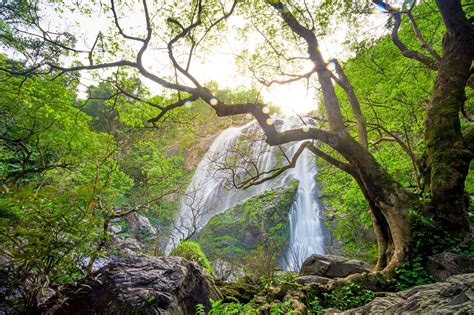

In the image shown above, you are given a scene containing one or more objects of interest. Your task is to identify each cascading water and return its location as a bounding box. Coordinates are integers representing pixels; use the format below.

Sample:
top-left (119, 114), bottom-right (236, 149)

top-left (282, 148), bottom-right (325, 271)
top-left (166, 118), bottom-right (325, 271)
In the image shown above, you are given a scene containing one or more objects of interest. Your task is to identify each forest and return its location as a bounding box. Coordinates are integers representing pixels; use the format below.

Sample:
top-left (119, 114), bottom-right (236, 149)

top-left (0, 0), bottom-right (473, 314)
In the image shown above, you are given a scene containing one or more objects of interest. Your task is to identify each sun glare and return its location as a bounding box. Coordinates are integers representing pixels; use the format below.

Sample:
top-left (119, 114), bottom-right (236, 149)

top-left (52, 1), bottom-right (386, 117)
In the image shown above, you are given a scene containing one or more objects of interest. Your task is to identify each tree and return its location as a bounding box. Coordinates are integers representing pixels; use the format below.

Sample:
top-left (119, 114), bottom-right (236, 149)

top-left (0, 0), bottom-right (472, 273)
top-left (0, 56), bottom-right (185, 307)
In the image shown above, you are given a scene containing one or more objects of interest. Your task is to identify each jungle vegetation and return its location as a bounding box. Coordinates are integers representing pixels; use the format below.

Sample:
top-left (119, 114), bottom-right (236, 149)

top-left (0, 0), bottom-right (472, 312)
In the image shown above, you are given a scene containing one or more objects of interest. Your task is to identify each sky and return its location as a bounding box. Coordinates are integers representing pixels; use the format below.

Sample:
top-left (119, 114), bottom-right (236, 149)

top-left (40, 0), bottom-right (391, 115)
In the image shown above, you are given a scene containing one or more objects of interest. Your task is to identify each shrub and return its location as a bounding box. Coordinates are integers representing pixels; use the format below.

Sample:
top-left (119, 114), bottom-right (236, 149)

top-left (199, 297), bottom-right (297, 315)
top-left (169, 241), bottom-right (213, 274)
top-left (393, 257), bottom-right (432, 291)
top-left (323, 282), bottom-right (374, 310)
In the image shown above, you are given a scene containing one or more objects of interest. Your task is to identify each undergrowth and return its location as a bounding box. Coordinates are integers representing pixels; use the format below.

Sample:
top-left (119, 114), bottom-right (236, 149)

top-left (392, 209), bottom-right (473, 291)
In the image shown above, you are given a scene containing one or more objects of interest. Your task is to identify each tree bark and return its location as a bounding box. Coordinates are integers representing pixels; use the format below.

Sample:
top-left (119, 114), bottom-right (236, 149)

top-left (336, 135), bottom-right (416, 272)
top-left (423, 0), bottom-right (473, 236)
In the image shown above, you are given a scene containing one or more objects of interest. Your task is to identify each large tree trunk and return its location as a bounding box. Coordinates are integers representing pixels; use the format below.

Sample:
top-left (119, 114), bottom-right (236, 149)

top-left (423, 1), bottom-right (473, 236)
top-left (336, 135), bottom-right (417, 272)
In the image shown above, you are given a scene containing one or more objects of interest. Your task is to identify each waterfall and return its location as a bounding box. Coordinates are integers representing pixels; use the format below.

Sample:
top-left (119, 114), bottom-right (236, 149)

top-left (281, 148), bottom-right (325, 271)
top-left (166, 118), bottom-right (325, 271)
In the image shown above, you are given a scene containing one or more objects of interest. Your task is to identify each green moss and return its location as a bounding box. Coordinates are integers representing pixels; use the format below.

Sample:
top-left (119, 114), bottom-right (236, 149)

top-left (193, 180), bottom-right (299, 263)
top-left (112, 220), bottom-right (128, 233)
top-left (214, 279), bottom-right (258, 303)
top-left (169, 241), bottom-right (214, 274)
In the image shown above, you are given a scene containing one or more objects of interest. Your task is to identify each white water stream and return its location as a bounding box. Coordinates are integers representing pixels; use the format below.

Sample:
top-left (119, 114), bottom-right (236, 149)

top-left (166, 118), bottom-right (325, 271)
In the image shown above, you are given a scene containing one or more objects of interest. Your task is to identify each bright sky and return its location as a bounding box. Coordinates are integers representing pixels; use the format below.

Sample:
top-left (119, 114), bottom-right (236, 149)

top-left (40, 1), bottom-right (390, 115)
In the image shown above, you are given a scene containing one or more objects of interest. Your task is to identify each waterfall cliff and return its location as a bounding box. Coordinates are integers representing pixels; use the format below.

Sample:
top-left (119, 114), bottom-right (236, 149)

top-left (167, 118), bottom-right (326, 271)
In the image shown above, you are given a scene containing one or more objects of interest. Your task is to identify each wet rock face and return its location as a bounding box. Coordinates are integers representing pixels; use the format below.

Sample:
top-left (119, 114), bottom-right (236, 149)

top-left (425, 252), bottom-right (474, 281)
top-left (299, 254), bottom-right (372, 278)
top-left (42, 255), bottom-right (221, 314)
top-left (341, 273), bottom-right (474, 314)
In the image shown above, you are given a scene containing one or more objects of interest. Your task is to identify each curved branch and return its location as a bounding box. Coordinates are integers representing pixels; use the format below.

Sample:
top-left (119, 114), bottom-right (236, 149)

top-left (330, 59), bottom-right (368, 148)
top-left (390, 12), bottom-right (438, 69)
top-left (255, 67), bottom-right (316, 87)
top-left (112, 82), bottom-right (164, 110)
top-left (406, 12), bottom-right (442, 61)
top-left (137, 0), bottom-right (153, 63)
top-left (148, 95), bottom-right (199, 124)
top-left (110, 0), bottom-right (145, 42)
top-left (268, 1), bottom-right (346, 132)
top-left (306, 143), bottom-right (355, 176)
top-left (368, 122), bottom-right (420, 187)
top-left (235, 141), bottom-right (312, 189)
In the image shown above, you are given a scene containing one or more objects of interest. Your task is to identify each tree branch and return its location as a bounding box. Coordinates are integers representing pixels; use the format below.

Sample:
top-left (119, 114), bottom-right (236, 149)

top-left (306, 142), bottom-right (355, 176)
top-left (390, 12), bottom-right (438, 70)
top-left (268, 1), bottom-right (346, 132)
top-left (110, 0), bottom-right (146, 42)
top-left (329, 59), bottom-right (368, 148)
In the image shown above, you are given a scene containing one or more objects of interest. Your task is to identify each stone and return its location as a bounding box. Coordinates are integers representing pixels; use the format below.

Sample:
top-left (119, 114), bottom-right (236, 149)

top-left (41, 255), bottom-right (222, 314)
top-left (425, 252), bottom-right (474, 281)
top-left (294, 275), bottom-right (331, 285)
top-left (341, 273), bottom-right (474, 314)
top-left (299, 254), bottom-right (372, 278)
top-left (126, 213), bottom-right (157, 241)
top-left (214, 279), bottom-right (258, 303)
top-left (108, 224), bottom-right (122, 234)
top-left (115, 237), bottom-right (143, 252)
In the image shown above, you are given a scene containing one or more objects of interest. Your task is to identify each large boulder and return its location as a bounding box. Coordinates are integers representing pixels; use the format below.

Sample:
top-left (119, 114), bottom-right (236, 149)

top-left (300, 254), bottom-right (372, 278)
top-left (126, 213), bottom-right (158, 241)
top-left (425, 252), bottom-right (474, 281)
top-left (341, 273), bottom-right (474, 314)
top-left (41, 255), bottom-right (221, 314)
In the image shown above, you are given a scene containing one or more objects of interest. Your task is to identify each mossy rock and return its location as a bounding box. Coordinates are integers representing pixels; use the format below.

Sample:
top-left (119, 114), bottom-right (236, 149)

top-left (193, 180), bottom-right (299, 263)
top-left (169, 241), bottom-right (213, 274)
top-left (214, 279), bottom-right (259, 303)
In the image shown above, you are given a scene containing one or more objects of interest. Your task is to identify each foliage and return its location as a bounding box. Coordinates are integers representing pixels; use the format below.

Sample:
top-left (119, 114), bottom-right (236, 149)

top-left (322, 283), bottom-right (374, 311)
top-left (0, 58), bottom-right (202, 308)
top-left (200, 297), bottom-right (297, 315)
top-left (202, 280), bottom-right (374, 314)
top-left (0, 0), bottom-right (473, 312)
top-left (318, 161), bottom-right (377, 262)
top-left (261, 272), bottom-right (299, 288)
top-left (195, 303), bottom-right (206, 315)
top-left (393, 257), bottom-right (432, 291)
top-left (308, 298), bottom-right (323, 315)
top-left (0, 61), bottom-right (126, 308)
top-left (169, 241), bottom-right (214, 274)
top-left (409, 210), bottom-right (463, 258)
top-left (317, 1), bottom-right (449, 264)
top-left (392, 209), bottom-right (473, 291)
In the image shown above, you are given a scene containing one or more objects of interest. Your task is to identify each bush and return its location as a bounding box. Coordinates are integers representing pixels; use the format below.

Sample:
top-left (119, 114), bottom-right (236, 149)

top-left (322, 282), bottom-right (374, 310)
top-left (393, 257), bottom-right (432, 291)
top-left (390, 209), bottom-right (473, 291)
top-left (169, 241), bottom-right (213, 274)
top-left (198, 297), bottom-right (296, 315)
